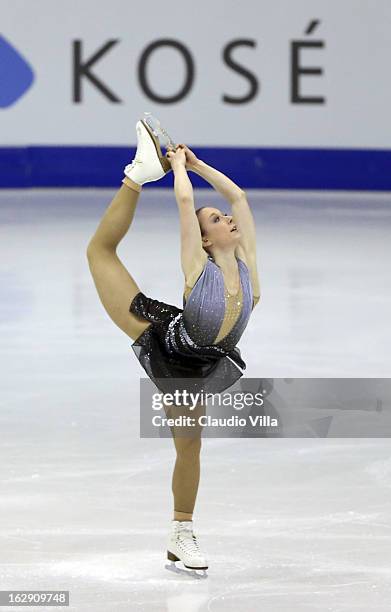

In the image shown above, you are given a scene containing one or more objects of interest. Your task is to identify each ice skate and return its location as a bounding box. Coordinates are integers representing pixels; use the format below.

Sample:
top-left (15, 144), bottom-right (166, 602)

top-left (141, 111), bottom-right (177, 151)
top-left (165, 520), bottom-right (208, 579)
top-left (124, 117), bottom-right (171, 186)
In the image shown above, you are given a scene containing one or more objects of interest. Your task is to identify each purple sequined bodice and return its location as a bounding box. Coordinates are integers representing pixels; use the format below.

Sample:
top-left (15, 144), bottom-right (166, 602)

top-left (182, 256), bottom-right (253, 351)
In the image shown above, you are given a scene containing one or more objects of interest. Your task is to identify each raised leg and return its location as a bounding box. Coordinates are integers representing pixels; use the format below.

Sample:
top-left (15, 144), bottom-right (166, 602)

top-left (86, 179), bottom-right (151, 341)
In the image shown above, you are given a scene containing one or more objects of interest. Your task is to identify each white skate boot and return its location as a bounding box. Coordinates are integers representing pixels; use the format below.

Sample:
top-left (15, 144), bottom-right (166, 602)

top-left (124, 118), bottom-right (171, 187)
top-left (165, 520), bottom-right (208, 579)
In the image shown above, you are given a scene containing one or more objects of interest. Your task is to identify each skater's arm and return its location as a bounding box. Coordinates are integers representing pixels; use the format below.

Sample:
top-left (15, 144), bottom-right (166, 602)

top-left (178, 145), bottom-right (257, 255)
top-left (230, 191), bottom-right (257, 259)
top-left (176, 144), bottom-right (243, 203)
top-left (173, 164), bottom-right (194, 205)
top-left (168, 150), bottom-right (208, 285)
top-left (232, 193), bottom-right (261, 306)
top-left (189, 159), bottom-right (244, 205)
top-left (173, 146), bottom-right (260, 305)
top-left (190, 152), bottom-right (260, 306)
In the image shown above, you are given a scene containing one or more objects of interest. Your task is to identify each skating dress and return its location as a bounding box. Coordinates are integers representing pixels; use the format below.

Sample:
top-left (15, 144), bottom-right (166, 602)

top-left (129, 255), bottom-right (254, 394)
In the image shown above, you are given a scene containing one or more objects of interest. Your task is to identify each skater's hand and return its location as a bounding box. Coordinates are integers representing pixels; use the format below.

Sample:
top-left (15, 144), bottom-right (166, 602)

top-left (166, 147), bottom-right (187, 170)
top-left (176, 144), bottom-right (199, 169)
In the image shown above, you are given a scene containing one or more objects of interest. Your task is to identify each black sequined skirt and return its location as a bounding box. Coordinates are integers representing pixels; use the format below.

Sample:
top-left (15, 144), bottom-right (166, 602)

top-left (129, 292), bottom-right (246, 395)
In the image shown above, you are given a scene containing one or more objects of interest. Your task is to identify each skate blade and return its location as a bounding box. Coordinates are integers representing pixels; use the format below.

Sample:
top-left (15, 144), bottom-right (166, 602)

top-left (142, 112), bottom-right (176, 150)
top-left (165, 561), bottom-right (208, 580)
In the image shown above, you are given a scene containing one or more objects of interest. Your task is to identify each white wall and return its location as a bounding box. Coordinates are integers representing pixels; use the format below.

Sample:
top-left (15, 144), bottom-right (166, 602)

top-left (1, 0), bottom-right (390, 148)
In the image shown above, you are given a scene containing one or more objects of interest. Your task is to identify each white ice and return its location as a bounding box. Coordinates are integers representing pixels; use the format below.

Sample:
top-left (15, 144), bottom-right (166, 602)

top-left (0, 188), bottom-right (391, 611)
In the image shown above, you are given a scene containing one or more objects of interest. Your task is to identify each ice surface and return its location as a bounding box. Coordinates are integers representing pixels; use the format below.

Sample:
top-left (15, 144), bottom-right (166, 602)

top-left (1, 188), bottom-right (390, 610)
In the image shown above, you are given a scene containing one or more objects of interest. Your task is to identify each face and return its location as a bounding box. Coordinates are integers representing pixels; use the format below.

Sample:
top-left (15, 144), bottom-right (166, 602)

top-left (197, 207), bottom-right (240, 250)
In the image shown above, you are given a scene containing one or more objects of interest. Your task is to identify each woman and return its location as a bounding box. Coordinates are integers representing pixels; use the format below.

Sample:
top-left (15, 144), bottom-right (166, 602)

top-left (86, 118), bottom-right (260, 576)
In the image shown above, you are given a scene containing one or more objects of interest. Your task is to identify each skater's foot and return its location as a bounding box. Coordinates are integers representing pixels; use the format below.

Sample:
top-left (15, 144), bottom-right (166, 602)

top-left (165, 520), bottom-right (208, 578)
top-left (124, 120), bottom-right (171, 187)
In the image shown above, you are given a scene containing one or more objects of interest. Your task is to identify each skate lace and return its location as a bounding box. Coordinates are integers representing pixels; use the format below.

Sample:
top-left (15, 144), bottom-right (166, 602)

top-left (177, 527), bottom-right (201, 554)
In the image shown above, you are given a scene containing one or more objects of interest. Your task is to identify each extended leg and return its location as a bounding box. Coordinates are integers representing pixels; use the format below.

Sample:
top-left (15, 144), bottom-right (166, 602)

top-left (86, 179), bottom-right (151, 341)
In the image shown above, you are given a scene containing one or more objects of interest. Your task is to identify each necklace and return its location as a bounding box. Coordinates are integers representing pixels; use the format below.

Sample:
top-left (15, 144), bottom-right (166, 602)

top-left (208, 256), bottom-right (241, 300)
top-left (224, 273), bottom-right (241, 298)
top-left (225, 283), bottom-right (242, 306)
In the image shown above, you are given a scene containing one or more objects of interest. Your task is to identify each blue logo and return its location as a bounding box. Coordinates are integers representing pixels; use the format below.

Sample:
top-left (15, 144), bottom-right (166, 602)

top-left (0, 35), bottom-right (35, 108)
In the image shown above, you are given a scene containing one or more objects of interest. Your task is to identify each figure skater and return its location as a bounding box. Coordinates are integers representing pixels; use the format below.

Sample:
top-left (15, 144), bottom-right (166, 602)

top-left (86, 116), bottom-right (260, 577)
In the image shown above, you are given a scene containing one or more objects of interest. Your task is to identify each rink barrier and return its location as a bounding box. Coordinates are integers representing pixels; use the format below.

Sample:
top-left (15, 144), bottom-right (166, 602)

top-left (0, 146), bottom-right (390, 190)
